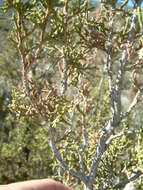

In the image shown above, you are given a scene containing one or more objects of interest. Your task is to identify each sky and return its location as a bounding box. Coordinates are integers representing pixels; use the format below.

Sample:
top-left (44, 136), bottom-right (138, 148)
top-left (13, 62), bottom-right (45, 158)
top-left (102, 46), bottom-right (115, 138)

top-left (90, 0), bottom-right (143, 8)
top-left (123, 0), bottom-right (143, 7)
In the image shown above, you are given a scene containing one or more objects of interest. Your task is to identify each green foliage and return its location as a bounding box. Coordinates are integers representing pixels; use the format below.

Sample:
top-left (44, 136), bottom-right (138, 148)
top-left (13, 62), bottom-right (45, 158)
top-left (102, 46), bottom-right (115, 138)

top-left (1, 0), bottom-right (143, 189)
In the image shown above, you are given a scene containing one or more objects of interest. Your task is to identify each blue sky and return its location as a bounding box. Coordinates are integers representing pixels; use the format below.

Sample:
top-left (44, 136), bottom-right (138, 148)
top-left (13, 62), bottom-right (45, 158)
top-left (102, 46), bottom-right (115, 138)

top-left (90, 0), bottom-right (143, 8)
top-left (124, 0), bottom-right (143, 7)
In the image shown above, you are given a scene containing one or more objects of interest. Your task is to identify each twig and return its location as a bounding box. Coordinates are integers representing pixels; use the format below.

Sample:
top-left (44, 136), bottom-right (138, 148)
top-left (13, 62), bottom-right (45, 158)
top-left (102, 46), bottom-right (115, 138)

top-left (61, 55), bottom-right (68, 95)
top-left (120, 0), bottom-right (129, 9)
top-left (25, 11), bottom-right (50, 73)
top-left (49, 126), bottom-right (88, 184)
top-left (106, 129), bottom-right (135, 146)
top-left (88, 7), bottom-right (115, 188)
top-left (121, 86), bottom-right (143, 119)
top-left (87, 2), bottom-right (142, 188)
top-left (113, 170), bottom-right (142, 189)
top-left (78, 113), bottom-right (88, 174)
top-left (61, 0), bottom-right (69, 95)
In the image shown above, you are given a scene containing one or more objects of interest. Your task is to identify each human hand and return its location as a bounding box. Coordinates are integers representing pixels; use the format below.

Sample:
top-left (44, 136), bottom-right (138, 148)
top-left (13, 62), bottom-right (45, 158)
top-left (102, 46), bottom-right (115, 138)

top-left (0, 179), bottom-right (73, 190)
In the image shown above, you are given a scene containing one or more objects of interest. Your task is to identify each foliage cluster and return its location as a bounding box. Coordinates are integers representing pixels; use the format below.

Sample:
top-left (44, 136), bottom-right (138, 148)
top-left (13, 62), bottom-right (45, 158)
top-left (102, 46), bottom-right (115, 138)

top-left (0, 0), bottom-right (143, 189)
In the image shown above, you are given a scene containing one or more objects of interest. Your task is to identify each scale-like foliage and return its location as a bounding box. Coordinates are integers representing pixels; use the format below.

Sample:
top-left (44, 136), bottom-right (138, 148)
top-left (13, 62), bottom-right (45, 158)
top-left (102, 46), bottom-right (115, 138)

top-left (1, 0), bottom-right (143, 189)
